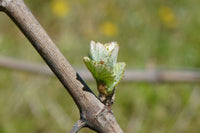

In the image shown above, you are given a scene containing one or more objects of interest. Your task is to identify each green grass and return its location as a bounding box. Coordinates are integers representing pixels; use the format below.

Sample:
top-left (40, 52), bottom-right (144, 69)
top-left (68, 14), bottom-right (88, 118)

top-left (0, 0), bottom-right (200, 133)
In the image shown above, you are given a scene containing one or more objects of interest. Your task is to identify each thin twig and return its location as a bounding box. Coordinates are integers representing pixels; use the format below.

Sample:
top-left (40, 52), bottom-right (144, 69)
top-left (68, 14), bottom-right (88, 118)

top-left (70, 119), bottom-right (87, 133)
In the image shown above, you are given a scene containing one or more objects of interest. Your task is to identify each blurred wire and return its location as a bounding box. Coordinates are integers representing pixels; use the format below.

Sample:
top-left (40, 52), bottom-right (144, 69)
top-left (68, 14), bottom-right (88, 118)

top-left (0, 56), bottom-right (200, 82)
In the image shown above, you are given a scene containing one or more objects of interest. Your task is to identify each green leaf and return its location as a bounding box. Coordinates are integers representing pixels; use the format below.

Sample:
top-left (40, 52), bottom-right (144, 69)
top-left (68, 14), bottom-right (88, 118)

top-left (83, 57), bottom-right (115, 86)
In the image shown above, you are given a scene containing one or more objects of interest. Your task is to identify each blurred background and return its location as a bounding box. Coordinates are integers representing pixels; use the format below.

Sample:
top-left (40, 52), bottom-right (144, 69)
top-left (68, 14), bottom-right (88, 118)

top-left (0, 0), bottom-right (200, 133)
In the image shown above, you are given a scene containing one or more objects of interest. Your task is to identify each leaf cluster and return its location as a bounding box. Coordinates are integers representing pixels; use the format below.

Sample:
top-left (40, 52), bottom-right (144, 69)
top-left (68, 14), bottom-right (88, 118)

top-left (83, 41), bottom-right (125, 95)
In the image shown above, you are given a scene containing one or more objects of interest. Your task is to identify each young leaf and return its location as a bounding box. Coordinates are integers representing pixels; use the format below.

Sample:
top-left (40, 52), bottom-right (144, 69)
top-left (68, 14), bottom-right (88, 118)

top-left (83, 57), bottom-right (115, 89)
top-left (90, 41), bottom-right (109, 63)
top-left (106, 42), bottom-right (119, 68)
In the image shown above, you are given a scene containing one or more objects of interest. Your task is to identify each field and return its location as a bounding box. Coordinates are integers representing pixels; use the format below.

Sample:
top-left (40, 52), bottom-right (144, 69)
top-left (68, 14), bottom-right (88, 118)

top-left (0, 0), bottom-right (200, 132)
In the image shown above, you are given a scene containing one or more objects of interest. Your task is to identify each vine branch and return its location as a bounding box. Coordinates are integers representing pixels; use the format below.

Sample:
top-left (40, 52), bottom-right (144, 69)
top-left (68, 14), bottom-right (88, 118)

top-left (0, 0), bottom-right (123, 132)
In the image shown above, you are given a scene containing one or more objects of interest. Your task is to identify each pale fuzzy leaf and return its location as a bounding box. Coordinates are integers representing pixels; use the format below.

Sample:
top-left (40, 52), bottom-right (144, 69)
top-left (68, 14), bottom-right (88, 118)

top-left (105, 42), bottom-right (116, 53)
top-left (113, 62), bottom-right (126, 84)
top-left (90, 41), bottom-right (109, 63)
top-left (106, 42), bottom-right (119, 68)
top-left (106, 62), bottom-right (126, 93)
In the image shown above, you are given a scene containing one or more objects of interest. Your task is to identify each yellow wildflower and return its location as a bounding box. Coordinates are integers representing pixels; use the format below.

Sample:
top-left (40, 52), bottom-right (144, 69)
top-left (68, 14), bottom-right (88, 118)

top-left (51, 0), bottom-right (70, 18)
top-left (100, 21), bottom-right (119, 37)
top-left (158, 6), bottom-right (177, 29)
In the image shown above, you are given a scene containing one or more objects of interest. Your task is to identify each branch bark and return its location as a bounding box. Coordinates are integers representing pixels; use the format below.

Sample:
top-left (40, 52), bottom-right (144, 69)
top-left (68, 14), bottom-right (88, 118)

top-left (0, 0), bottom-right (124, 132)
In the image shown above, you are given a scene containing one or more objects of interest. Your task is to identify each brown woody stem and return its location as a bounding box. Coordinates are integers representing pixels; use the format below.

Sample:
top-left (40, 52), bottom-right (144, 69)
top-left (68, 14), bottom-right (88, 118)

top-left (0, 0), bottom-right (124, 132)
